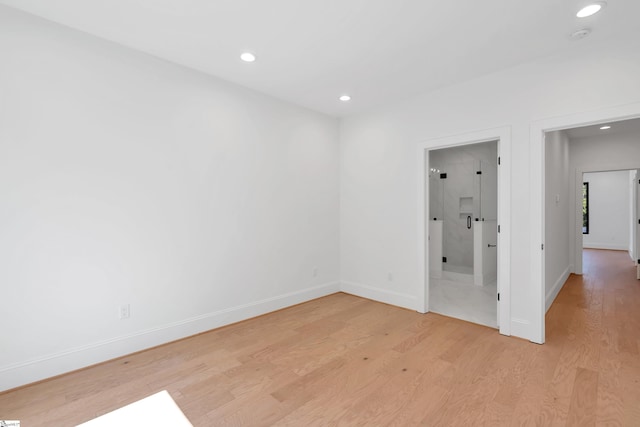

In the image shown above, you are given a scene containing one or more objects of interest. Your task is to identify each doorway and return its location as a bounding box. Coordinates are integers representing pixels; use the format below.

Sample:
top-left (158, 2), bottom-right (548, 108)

top-left (531, 105), bottom-right (640, 344)
top-left (581, 170), bottom-right (637, 252)
top-left (418, 126), bottom-right (511, 336)
top-left (428, 141), bottom-right (498, 327)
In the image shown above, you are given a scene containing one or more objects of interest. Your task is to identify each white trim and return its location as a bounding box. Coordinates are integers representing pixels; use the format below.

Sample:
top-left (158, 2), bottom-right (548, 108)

top-left (340, 281), bottom-right (417, 311)
top-left (546, 265), bottom-right (571, 312)
top-left (583, 243), bottom-right (629, 250)
top-left (0, 281), bottom-right (340, 392)
top-left (530, 102), bottom-right (640, 345)
top-left (417, 145), bottom-right (429, 313)
top-left (574, 170), bottom-right (584, 275)
top-left (417, 126), bottom-right (511, 336)
top-left (510, 318), bottom-right (531, 340)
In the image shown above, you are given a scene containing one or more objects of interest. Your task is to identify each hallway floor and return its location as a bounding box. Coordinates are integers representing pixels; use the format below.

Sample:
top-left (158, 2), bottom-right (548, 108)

top-left (543, 248), bottom-right (640, 425)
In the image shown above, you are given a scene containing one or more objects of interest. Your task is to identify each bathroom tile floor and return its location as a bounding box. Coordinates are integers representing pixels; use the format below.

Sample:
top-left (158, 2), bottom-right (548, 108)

top-left (429, 277), bottom-right (497, 328)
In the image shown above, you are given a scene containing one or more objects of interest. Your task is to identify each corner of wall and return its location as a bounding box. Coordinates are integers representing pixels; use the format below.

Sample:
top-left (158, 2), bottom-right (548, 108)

top-left (0, 281), bottom-right (341, 392)
top-left (339, 281), bottom-right (418, 312)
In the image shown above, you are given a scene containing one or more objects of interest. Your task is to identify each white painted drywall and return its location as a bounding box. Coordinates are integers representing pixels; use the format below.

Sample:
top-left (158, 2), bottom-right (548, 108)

top-left (568, 131), bottom-right (640, 170)
top-left (582, 171), bottom-right (630, 250)
top-left (340, 36), bottom-right (640, 340)
top-left (0, 6), bottom-right (339, 391)
top-left (544, 131), bottom-right (571, 311)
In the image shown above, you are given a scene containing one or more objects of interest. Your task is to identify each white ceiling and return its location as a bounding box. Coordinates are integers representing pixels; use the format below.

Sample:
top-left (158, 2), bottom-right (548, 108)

top-left (2, 0), bottom-right (639, 117)
top-left (565, 117), bottom-right (640, 139)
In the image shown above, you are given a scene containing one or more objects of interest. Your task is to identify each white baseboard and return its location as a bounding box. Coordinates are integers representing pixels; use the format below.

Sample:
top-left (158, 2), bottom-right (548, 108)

top-left (583, 243), bottom-right (627, 250)
top-left (0, 281), bottom-right (340, 392)
top-left (340, 281), bottom-right (417, 311)
top-left (545, 265), bottom-right (571, 312)
top-left (510, 318), bottom-right (533, 342)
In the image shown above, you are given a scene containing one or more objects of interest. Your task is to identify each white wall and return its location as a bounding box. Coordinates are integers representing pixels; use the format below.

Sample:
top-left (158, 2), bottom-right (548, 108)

top-left (4, 4), bottom-right (640, 392)
top-left (582, 171), bottom-right (630, 250)
top-left (544, 131), bottom-right (571, 310)
top-left (0, 6), bottom-right (339, 391)
top-left (340, 36), bottom-right (640, 340)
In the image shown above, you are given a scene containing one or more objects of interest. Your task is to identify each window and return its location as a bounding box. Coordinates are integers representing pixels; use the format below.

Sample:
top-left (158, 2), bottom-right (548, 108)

top-left (582, 182), bottom-right (589, 234)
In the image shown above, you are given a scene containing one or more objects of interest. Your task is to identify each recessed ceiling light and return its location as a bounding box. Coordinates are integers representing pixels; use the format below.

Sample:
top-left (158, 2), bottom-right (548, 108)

top-left (600, 125), bottom-right (611, 130)
top-left (339, 95), bottom-right (351, 102)
top-left (577, 2), bottom-right (606, 18)
top-left (240, 52), bottom-right (256, 62)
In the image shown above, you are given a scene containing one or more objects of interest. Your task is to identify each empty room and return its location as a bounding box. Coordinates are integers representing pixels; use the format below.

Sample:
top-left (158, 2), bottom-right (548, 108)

top-left (1, 1), bottom-right (640, 425)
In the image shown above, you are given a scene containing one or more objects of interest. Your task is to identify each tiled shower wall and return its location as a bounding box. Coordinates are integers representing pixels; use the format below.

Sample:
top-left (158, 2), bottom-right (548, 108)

top-left (430, 141), bottom-right (498, 271)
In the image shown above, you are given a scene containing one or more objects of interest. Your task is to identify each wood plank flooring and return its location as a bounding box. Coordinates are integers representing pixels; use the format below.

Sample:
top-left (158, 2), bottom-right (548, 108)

top-left (1, 249), bottom-right (639, 426)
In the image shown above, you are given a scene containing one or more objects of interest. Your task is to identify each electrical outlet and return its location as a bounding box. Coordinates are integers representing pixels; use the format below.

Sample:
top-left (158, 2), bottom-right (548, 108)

top-left (388, 272), bottom-right (393, 281)
top-left (119, 304), bottom-right (130, 320)
top-left (312, 267), bottom-right (318, 277)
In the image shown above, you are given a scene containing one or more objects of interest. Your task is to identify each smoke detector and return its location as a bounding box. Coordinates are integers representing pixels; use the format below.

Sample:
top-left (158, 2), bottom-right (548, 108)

top-left (570, 28), bottom-right (591, 40)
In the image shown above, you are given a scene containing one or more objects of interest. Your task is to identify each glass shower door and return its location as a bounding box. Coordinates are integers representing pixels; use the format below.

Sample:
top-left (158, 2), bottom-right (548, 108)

top-left (442, 160), bottom-right (478, 275)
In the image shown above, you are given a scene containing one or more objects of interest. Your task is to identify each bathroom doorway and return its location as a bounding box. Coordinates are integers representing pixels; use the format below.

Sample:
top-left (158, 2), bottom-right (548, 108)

top-left (428, 140), bottom-right (499, 328)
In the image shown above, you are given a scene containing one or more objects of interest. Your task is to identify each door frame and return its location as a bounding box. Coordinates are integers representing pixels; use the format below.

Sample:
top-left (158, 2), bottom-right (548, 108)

top-left (417, 126), bottom-right (511, 336)
top-left (530, 102), bottom-right (640, 344)
top-left (637, 170), bottom-right (640, 265)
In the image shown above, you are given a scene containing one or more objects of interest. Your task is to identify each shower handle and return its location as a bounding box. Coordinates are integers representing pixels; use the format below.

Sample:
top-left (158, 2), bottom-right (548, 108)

top-left (488, 244), bottom-right (497, 248)
top-left (466, 216), bottom-right (471, 229)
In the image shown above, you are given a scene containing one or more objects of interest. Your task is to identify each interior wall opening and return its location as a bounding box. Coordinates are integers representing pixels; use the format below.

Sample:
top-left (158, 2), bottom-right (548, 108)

top-left (543, 118), bottom-right (640, 329)
top-left (428, 140), bottom-right (498, 328)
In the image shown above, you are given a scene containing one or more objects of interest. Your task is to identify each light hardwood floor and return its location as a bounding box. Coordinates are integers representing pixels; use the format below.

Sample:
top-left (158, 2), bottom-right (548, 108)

top-left (1, 249), bottom-right (639, 426)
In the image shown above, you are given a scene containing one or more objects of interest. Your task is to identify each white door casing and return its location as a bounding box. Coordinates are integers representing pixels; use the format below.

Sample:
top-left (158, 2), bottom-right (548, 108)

top-left (530, 102), bottom-right (640, 344)
top-left (417, 126), bottom-right (511, 336)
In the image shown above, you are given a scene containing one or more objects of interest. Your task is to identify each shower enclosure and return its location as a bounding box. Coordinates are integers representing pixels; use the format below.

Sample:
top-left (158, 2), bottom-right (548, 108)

top-left (429, 143), bottom-right (497, 285)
